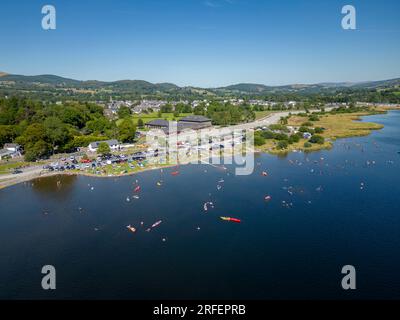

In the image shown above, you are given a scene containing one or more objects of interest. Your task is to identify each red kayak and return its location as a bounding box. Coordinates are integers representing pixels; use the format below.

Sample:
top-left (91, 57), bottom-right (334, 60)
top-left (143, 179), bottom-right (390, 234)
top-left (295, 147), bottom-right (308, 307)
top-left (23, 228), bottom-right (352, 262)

top-left (171, 171), bottom-right (179, 176)
top-left (220, 217), bottom-right (241, 223)
top-left (134, 186), bottom-right (141, 193)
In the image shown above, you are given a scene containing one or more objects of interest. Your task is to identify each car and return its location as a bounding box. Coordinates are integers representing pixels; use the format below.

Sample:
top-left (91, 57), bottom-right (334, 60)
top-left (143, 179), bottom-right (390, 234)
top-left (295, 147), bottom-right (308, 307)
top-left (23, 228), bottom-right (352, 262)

top-left (12, 168), bottom-right (23, 174)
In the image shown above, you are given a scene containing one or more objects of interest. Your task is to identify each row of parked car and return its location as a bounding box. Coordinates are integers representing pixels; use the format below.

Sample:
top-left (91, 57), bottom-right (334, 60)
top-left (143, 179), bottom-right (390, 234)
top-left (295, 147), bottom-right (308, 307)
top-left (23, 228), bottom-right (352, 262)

top-left (42, 150), bottom-right (165, 172)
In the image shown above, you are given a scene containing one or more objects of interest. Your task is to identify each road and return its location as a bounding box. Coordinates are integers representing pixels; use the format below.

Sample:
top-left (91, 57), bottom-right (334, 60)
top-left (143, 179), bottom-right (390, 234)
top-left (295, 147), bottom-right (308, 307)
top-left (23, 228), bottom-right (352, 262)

top-left (0, 165), bottom-right (46, 188)
top-left (230, 108), bottom-right (334, 131)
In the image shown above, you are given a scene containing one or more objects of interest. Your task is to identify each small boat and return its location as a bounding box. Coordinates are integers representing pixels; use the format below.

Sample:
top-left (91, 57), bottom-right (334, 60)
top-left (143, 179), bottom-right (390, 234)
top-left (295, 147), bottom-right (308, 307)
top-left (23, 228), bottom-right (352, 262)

top-left (218, 179), bottom-right (225, 183)
top-left (220, 217), bottom-right (241, 223)
top-left (171, 171), bottom-right (179, 176)
top-left (134, 185), bottom-right (141, 193)
top-left (262, 171), bottom-right (268, 176)
top-left (126, 225), bottom-right (136, 233)
top-left (126, 197), bottom-right (130, 202)
top-left (264, 195), bottom-right (272, 201)
top-left (133, 195), bottom-right (140, 199)
top-left (157, 181), bottom-right (162, 186)
top-left (217, 185), bottom-right (222, 190)
top-left (151, 220), bottom-right (162, 228)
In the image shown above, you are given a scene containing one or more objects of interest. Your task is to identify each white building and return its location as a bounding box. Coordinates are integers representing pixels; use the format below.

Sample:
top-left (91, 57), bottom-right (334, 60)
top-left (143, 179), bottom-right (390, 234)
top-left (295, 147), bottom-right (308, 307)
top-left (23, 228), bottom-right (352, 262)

top-left (0, 144), bottom-right (22, 160)
top-left (88, 140), bottom-right (120, 152)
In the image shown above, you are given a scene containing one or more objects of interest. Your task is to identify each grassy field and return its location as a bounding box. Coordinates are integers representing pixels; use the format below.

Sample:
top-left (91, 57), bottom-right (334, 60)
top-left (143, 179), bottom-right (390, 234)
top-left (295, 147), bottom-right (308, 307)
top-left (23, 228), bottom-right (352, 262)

top-left (287, 111), bottom-right (384, 139)
top-left (254, 111), bottom-right (274, 120)
top-left (72, 159), bottom-right (173, 177)
top-left (116, 112), bottom-right (193, 126)
top-left (257, 109), bottom-right (384, 155)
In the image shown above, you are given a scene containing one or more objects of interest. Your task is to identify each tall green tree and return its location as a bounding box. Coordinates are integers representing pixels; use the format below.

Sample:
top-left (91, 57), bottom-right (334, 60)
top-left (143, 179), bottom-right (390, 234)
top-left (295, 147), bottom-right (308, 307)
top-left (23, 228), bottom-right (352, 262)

top-left (118, 119), bottom-right (137, 143)
top-left (117, 106), bottom-right (132, 119)
top-left (43, 117), bottom-right (72, 153)
top-left (97, 142), bottom-right (111, 155)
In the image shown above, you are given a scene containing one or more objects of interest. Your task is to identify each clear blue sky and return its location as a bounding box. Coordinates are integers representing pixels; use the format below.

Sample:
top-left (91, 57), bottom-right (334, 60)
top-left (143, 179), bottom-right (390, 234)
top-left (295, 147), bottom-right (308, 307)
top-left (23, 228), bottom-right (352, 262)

top-left (0, 0), bottom-right (399, 87)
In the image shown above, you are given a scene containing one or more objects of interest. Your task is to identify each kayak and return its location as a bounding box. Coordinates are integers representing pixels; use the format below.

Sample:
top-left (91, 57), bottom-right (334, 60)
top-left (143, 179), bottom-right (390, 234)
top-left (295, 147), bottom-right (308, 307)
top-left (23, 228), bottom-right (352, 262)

top-left (151, 220), bottom-right (162, 228)
top-left (134, 186), bottom-right (141, 192)
top-left (220, 217), bottom-right (241, 223)
top-left (126, 225), bottom-right (136, 233)
top-left (171, 171), bottom-right (179, 176)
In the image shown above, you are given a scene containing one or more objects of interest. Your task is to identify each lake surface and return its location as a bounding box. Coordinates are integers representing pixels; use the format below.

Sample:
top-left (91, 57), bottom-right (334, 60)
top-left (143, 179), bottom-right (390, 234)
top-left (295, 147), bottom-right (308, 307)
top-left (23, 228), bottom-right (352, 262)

top-left (1, 111), bottom-right (400, 300)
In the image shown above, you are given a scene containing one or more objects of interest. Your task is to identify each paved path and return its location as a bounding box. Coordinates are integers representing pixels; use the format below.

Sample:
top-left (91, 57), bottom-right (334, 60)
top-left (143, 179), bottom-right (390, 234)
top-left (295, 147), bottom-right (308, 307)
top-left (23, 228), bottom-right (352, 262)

top-left (0, 165), bottom-right (45, 188)
top-left (230, 108), bottom-right (334, 131)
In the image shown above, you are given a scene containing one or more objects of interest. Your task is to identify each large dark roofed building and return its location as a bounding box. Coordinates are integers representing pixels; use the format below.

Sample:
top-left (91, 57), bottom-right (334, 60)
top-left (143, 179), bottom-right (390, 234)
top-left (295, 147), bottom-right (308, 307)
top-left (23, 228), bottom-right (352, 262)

top-left (179, 115), bottom-right (212, 129)
top-left (179, 115), bottom-right (211, 124)
top-left (146, 119), bottom-right (170, 129)
top-left (146, 116), bottom-right (212, 131)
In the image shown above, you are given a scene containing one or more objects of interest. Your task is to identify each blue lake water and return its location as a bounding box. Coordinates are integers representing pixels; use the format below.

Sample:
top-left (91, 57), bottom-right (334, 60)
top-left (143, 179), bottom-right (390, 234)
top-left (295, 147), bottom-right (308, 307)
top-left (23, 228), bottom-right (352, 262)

top-left (0, 111), bottom-right (399, 299)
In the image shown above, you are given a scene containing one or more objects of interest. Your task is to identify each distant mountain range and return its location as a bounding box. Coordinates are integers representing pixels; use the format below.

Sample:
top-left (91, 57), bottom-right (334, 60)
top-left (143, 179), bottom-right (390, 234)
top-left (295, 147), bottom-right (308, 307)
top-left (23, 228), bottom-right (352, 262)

top-left (0, 71), bottom-right (399, 98)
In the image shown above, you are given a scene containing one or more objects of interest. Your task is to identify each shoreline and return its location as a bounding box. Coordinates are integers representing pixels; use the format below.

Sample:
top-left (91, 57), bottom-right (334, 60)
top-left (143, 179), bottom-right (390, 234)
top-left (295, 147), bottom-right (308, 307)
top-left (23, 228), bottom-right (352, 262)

top-left (0, 108), bottom-right (397, 191)
top-left (256, 108), bottom-right (388, 155)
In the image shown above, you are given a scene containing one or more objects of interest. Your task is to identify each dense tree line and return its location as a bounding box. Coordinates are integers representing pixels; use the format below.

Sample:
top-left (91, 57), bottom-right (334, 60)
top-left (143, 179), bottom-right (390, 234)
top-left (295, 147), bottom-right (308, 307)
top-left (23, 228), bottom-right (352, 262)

top-left (0, 97), bottom-right (136, 161)
top-left (193, 102), bottom-right (256, 125)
